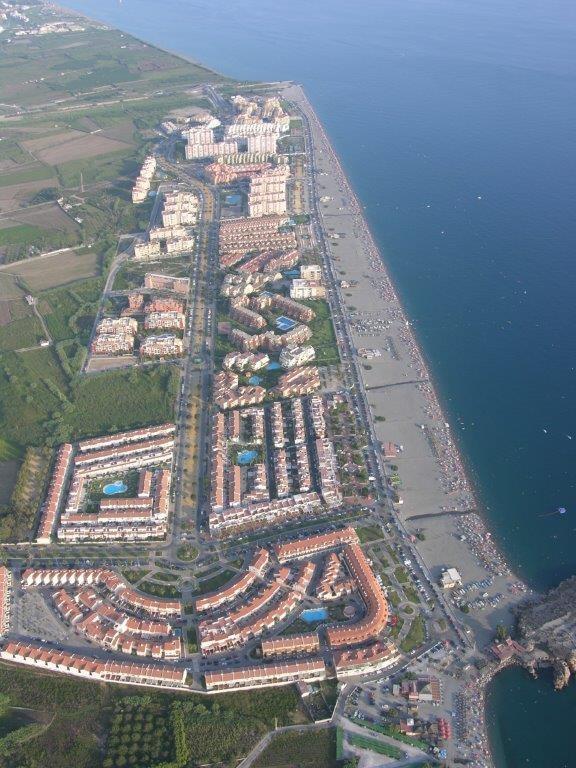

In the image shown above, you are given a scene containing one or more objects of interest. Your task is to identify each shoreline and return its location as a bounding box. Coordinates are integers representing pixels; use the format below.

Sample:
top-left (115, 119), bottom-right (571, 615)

top-left (282, 82), bottom-right (531, 768)
top-left (4, 4), bottom-right (542, 765)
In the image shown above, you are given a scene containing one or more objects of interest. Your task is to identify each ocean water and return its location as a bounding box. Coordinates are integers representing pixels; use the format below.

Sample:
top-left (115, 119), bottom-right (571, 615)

top-left (61, 1), bottom-right (576, 764)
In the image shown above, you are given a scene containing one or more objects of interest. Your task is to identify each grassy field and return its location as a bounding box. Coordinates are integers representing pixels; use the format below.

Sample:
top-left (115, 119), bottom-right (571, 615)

top-left (304, 299), bottom-right (340, 366)
top-left (0, 165), bottom-right (56, 188)
top-left (40, 277), bottom-right (103, 342)
top-left (62, 365), bottom-right (178, 441)
top-left (253, 728), bottom-right (338, 768)
top-left (400, 614), bottom-right (426, 653)
top-left (356, 524), bottom-right (383, 543)
top-left (0, 351), bottom-right (178, 451)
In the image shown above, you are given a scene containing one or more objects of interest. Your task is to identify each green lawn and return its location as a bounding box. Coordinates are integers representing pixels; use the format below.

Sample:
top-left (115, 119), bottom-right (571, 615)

top-left (176, 543), bottom-right (198, 561)
top-left (356, 525), bottom-right (382, 543)
top-left (400, 614), bottom-right (426, 653)
top-left (137, 580), bottom-right (181, 599)
top-left (394, 566), bottom-right (409, 584)
top-left (62, 365), bottom-right (178, 441)
top-left (304, 299), bottom-right (340, 366)
top-left (192, 569), bottom-right (236, 596)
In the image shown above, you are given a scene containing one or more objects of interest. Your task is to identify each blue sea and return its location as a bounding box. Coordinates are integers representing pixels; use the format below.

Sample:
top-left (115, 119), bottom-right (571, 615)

top-left (62, 1), bottom-right (576, 764)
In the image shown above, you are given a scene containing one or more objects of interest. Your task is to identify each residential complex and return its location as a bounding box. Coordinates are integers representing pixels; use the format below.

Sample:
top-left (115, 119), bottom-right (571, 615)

top-left (0, 90), bottom-right (408, 706)
top-left (35, 425), bottom-right (175, 544)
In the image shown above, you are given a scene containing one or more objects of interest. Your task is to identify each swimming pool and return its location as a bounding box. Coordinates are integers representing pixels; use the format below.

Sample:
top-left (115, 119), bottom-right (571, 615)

top-left (275, 315), bottom-right (296, 332)
top-left (300, 608), bottom-right (329, 623)
top-left (248, 375), bottom-right (262, 385)
top-left (237, 450), bottom-right (258, 465)
top-left (266, 361), bottom-right (281, 371)
top-left (103, 480), bottom-right (128, 495)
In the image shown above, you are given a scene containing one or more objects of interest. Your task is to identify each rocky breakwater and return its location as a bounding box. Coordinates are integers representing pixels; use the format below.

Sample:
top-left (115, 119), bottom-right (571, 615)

top-left (516, 576), bottom-right (576, 690)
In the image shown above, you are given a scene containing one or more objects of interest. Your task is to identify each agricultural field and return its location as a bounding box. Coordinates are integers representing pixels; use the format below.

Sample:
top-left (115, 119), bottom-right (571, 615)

top-left (0, 9), bottom-right (227, 265)
top-left (2, 248), bottom-right (102, 292)
top-left (0, 664), bottom-right (304, 768)
top-left (252, 728), bottom-right (338, 768)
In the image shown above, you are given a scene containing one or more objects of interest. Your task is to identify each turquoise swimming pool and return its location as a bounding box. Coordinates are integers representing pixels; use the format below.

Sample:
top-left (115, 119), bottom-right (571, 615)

top-left (237, 450), bottom-right (258, 465)
top-left (103, 480), bottom-right (128, 495)
top-left (300, 608), bottom-right (329, 623)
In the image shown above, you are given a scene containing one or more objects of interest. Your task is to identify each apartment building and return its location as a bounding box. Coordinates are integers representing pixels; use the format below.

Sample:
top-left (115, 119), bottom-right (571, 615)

top-left (250, 291), bottom-right (314, 323)
top-left (246, 133), bottom-right (279, 154)
top-left (279, 344), bottom-right (316, 369)
top-left (274, 527), bottom-right (360, 562)
top-left (0, 567), bottom-right (12, 636)
top-left (210, 491), bottom-right (323, 538)
top-left (274, 366), bottom-right (320, 397)
top-left (290, 278), bottom-right (326, 300)
top-left (213, 371), bottom-right (266, 410)
top-left (300, 264), bottom-right (323, 281)
top-left (325, 544), bottom-right (389, 648)
top-left (186, 140), bottom-right (239, 160)
top-left (195, 548), bottom-right (271, 612)
top-left (204, 658), bottom-right (325, 692)
top-left (222, 351), bottom-right (269, 372)
top-left (96, 317), bottom-right (138, 336)
top-left (145, 297), bottom-right (185, 314)
top-left (1, 642), bottom-right (187, 690)
top-left (140, 334), bottom-right (183, 358)
top-left (161, 189), bottom-right (199, 227)
top-left (220, 272), bottom-right (272, 298)
top-left (36, 444), bottom-right (73, 543)
top-left (132, 156), bottom-right (156, 204)
top-left (22, 568), bottom-right (181, 617)
top-left (261, 633), bottom-right (320, 658)
top-left (134, 240), bottom-right (162, 261)
top-left (332, 641), bottom-right (400, 678)
top-left (206, 162), bottom-right (271, 184)
top-left (229, 298), bottom-right (267, 330)
top-left (248, 167), bottom-right (290, 218)
top-left (144, 273), bottom-right (190, 294)
top-left (144, 311), bottom-right (185, 331)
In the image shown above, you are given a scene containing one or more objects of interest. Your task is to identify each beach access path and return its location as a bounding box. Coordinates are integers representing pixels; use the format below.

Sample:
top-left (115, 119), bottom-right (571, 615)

top-left (282, 83), bottom-right (528, 649)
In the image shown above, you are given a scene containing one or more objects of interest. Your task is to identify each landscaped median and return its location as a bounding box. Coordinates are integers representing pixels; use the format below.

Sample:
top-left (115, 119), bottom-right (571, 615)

top-left (350, 733), bottom-right (403, 758)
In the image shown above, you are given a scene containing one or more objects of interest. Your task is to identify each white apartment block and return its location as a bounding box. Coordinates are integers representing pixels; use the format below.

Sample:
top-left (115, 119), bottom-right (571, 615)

top-left (185, 141), bottom-right (239, 160)
top-left (289, 279), bottom-right (327, 300)
top-left (140, 335), bottom-right (183, 358)
top-left (134, 241), bottom-right (161, 261)
top-left (279, 345), bottom-right (316, 369)
top-left (246, 133), bottom-right (279, 154)
top-left (300, 264), bottom-right (322, 281)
